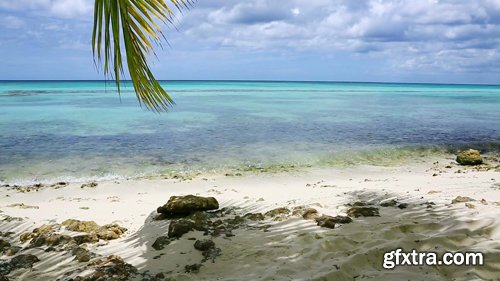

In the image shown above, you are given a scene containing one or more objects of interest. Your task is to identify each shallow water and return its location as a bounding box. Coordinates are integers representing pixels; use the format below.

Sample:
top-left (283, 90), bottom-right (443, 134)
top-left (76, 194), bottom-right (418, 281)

top-left (0, 81), bottom-right (499, 184)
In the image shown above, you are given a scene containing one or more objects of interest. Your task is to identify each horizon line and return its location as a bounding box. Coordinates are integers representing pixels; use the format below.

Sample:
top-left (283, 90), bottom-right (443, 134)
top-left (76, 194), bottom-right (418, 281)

top-left (0, 79), bottom-right (499, 87)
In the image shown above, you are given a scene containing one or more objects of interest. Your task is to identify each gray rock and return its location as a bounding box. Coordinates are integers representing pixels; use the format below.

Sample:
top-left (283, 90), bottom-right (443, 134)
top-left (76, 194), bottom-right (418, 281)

top-left (194, 239), bottom-right (215, 252)
top-left (152, 236), bottom-right (170, 250)
top-left (9, 254), bottom-right (39, 270)
top-left (456, 149), bottom-right (483, 165)
top-left (72, 247), bottom-right (91, 262)
top-left (0, 240), bottom-right (10, 253)
top-left (157, 195), bottom-right (219, 217)
top-left (185, 263), bottom-right (202, 273)
top-left (168, 219), bottom-right (194, 239)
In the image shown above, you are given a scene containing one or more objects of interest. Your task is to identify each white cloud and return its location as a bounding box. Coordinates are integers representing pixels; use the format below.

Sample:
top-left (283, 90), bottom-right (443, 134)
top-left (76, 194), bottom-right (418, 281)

top-left (2, 16), bottom-right (26, 29)
top-left (173, 0), bottom-right (500, 72)
top-left (0, 0), bottom-right (92, 18)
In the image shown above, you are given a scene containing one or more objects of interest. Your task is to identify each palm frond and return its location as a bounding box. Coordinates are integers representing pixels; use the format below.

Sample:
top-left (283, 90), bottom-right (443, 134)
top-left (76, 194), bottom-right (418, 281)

top-left (92, 0), bottom-right (191, 112)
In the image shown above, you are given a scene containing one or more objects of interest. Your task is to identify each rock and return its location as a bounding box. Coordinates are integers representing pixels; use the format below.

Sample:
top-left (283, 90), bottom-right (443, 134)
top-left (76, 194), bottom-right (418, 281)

top-left (456, 149), bottom-right (483, 165)
top-left (72, 234), bottom-right (99, 245)
top-left (72, 247), bottom-right (91, 262)
top-left (157, 195), bottom-right (219, 217)
top-left (0, 263), bottom-right (11, 276)
top-left (346, 207), bottom-right (380, 217)
top-left (480, 199), bottom-right (488, 205)
top-left (302, 208), bottom-right (319, 220)
top-left (264, 207), bottom-right (290, 217)
top-left (62, 219), bottom-right (100, 233)
top-left (188, 212), bottom-right (212, 231)
top-left (185, 263), bottom-right (202, 273)
top-left (152, 236), bottom-right (170, 250)
top-left (397, 203), bottom-right (409, 209)
top-left (62, 220), bottom-right (126, 240)
top-left (10, 254), bottom-right (39, 270)
top-left (194, 239), bottom-right (215, 252)
top-left (168, 219), bottom-right (194, 238)
top-left (4, 247), bottom-right (20, 257)
top-left (243, 213), bottom-right (265, 221)
top-left (0, 240), bottom-right (10, 253)
top-left (380, 199), bottom-right (398, 207)
top-left (349, 201), bottom-right (370, 207)
top-left (465, 203), bottom-right (476, 209)
top-left (73, 255), bottom-right (137, 281)
top-left (451, 196), bottom-right (475, 204)
top-left (316, 215), bottom-right (352, 229)
top-left (316, 216), bottom-right (336, 229)
top-left (80, 182), bottom-right (98, 188)
top-left (0, 274), bottom-right (9, 281)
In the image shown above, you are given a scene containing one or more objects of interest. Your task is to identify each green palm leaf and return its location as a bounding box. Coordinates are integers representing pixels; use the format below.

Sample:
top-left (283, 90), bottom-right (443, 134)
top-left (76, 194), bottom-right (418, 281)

top-left (92, 0), bottom-right (191, 112)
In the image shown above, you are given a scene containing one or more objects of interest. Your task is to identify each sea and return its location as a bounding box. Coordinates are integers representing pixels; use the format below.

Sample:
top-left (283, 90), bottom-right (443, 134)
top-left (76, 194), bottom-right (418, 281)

top-left (1, 80), bottom-right (499, 184)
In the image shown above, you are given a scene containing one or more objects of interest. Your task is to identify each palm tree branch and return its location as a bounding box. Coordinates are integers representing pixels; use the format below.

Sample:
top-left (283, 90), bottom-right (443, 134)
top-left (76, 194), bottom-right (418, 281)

top-left (92, 0), bottom-right (190, 111)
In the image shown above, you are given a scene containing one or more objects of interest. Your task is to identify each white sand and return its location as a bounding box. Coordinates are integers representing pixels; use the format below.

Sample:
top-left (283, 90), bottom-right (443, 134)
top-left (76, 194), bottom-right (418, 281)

top-left (0, 156), bottom-right (499, 280)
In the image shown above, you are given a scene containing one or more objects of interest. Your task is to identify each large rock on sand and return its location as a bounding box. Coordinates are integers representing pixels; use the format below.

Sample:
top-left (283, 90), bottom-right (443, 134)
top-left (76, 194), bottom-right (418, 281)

top-left (157, 195), bottom-right (219, 217)
top-left (456, 149), bottom-right (482, 165)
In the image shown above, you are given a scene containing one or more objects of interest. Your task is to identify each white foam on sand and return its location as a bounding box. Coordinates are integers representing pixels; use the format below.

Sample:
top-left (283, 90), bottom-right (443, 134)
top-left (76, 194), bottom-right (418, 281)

top-left (0, 157), bottom-right (499, 280)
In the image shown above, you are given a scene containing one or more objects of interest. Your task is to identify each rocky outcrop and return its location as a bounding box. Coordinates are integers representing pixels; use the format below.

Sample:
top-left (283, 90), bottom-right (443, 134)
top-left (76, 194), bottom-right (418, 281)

top-left (346, 207), bottom-right (380, 217)
top-left (157, 195), bottom-right (219, 217)
top-left (456, 149), bottom-right (483, 165)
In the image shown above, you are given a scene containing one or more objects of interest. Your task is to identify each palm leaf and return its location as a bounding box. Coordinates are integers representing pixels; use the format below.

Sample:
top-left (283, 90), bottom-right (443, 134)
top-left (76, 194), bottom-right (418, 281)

top-left (92, 0), bottom-right (191, 112)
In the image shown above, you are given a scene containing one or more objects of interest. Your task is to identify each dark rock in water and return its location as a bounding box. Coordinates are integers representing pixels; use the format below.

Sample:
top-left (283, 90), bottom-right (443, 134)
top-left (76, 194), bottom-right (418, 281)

top-left (194, 239), bottom-right (215, 252)
top-left (451, 196), bottom-right (475, 204)
top-left (168, 219), bottom-right (194, 239)
top-left (10, 254), bottom-right (39, 270)
top-left (72, 247), bottom-right (91, 263)
top-left (380, 199), bottom-right (398, 207)
top-left (346, 207), bottom-right (380, 217)
top-left (0, 240), bottom-right (10, 253)
top-left (185, 263), bottom-right (202, 273)
top-left (73, 234), bottom-right (99, 245)
top-left (397, 203), bottom-right (409, 209)
top-left (157, 195), bottom-right (219, 217)
top-left (152, 236), bottom-right (170, 250)
top-left (264, 207), bottom-right (290, 217)
top-left (243, 213), bottom-right (265, 221)
top-left (456, 149), bottom-right (483, 165)
top-left (0, 274), bottom-right (9, 281)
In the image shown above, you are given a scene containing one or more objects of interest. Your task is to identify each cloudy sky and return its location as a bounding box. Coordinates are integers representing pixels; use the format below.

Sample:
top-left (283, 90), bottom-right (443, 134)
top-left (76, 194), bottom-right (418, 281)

top-left (1, 0), bottom-right (500, 84)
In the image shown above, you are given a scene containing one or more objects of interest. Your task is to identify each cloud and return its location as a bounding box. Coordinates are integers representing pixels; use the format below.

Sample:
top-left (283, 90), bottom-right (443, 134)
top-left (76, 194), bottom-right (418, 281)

top-left (173, 0), bottom-right (500, 73)
top-left (0, 0), bottom-right (92, 18)
top-left (2, 16), bottom-right (26, 29)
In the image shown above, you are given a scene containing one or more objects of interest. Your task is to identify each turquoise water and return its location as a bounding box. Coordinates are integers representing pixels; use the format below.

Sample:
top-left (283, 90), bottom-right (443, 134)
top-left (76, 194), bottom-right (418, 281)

top-left (0, 81), bottom-right (499, 184)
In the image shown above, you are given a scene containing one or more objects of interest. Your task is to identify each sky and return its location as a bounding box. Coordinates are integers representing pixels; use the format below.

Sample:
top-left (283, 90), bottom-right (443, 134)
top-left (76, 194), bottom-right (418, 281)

top-left (1, 0), bottom-right (500, 84)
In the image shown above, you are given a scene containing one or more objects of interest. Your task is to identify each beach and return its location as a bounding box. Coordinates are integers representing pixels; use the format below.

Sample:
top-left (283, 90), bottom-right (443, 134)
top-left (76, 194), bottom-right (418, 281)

top-left (1, 153), bottom-right (499, 280)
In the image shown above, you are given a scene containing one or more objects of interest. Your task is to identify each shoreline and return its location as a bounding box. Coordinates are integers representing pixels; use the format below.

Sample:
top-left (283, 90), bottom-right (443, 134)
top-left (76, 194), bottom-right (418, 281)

top-left (2, 149), bottom-right (498, 187)
top-left (0, 156), bottom-right (499, 280)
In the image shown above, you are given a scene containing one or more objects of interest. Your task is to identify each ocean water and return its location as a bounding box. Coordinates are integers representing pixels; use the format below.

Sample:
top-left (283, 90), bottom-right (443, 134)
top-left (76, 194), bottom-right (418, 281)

top-left (0, 81), bottom-right (499, 184)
